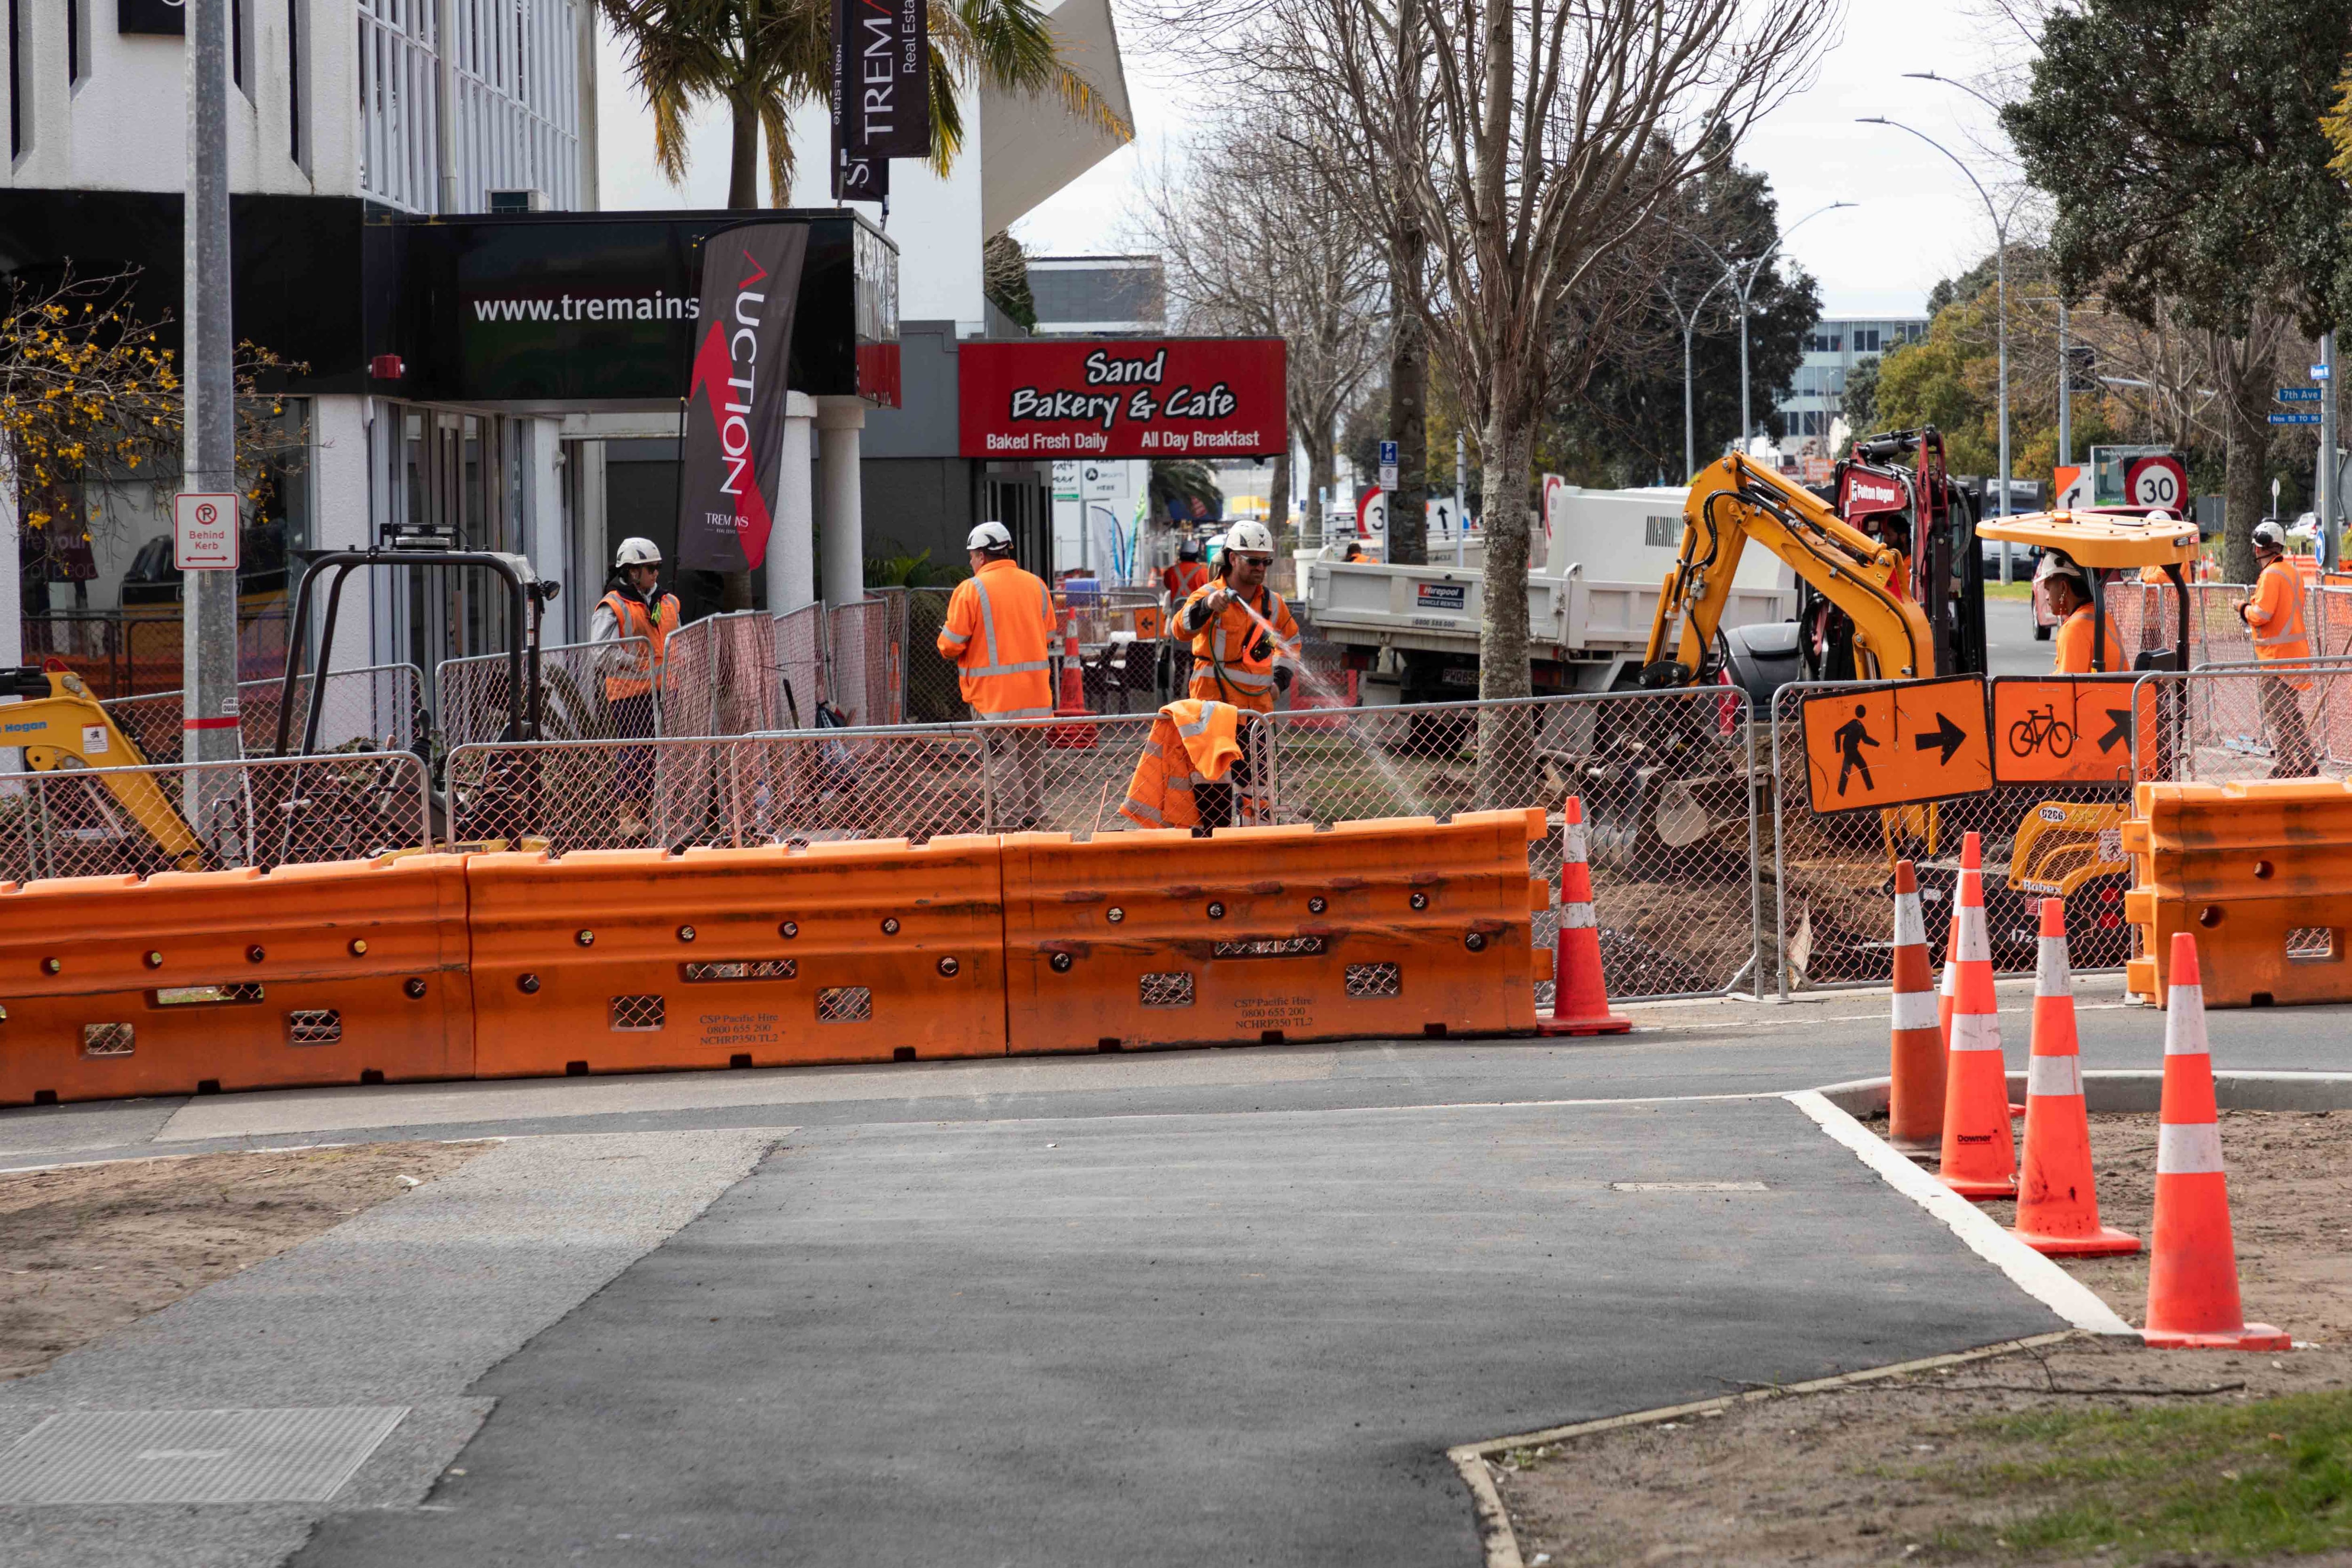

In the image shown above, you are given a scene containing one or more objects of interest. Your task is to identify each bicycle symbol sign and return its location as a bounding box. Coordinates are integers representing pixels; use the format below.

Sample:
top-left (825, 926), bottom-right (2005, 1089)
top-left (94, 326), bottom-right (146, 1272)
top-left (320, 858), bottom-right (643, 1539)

top-left (1987, 676), bottom-right (2141, 786)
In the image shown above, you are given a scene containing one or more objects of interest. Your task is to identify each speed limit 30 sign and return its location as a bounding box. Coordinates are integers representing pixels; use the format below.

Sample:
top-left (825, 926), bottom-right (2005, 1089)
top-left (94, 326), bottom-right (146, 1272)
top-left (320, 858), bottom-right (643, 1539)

top-left (2124, 454), bottom-right (2187, 511)
top-left (173, 492), bottom-right (240, 570)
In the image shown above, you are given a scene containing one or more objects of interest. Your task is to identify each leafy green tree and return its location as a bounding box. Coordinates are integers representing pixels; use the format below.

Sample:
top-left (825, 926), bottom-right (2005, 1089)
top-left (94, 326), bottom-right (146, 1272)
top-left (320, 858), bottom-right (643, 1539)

top-left (2004, 0), bottom-right (2352, 576)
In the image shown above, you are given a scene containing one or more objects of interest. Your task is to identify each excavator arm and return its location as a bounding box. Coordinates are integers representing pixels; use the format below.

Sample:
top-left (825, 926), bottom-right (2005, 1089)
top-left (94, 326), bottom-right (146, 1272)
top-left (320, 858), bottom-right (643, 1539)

top-left (2, 669), bottom-right (203, 871)
top-left (1644, 454), bottom-right (1939, 685)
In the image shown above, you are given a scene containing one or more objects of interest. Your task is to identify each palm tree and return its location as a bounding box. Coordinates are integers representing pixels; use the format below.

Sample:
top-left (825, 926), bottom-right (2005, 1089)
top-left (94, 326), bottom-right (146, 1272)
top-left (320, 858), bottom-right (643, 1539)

top-left (598, 0), bottom-right (1132, 209)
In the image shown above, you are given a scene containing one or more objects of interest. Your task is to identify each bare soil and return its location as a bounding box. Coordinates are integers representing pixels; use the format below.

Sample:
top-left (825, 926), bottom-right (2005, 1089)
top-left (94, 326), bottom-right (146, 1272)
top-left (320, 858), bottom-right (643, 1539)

top-left (1494, 1112), bottom-right (2352, 1567)
top-left (0, 1141), bottom-right (489, 1382)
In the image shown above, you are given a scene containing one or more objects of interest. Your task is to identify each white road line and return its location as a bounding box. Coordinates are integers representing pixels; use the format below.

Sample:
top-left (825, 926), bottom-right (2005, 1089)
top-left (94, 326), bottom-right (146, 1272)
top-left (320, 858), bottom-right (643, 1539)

top-left (1782, 1089), bottom-right (2135, 1337)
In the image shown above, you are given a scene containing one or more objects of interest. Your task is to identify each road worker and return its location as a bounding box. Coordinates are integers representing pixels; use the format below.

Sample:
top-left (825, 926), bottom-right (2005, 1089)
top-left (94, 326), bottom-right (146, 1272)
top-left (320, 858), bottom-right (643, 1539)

top-left (1161, 536), bottom-right (1210, 604)
top-left (1119, 698), bottom-right (1265, 833)
top-left (938, 521), bottom-right (1055, 827)
top-left (2237, 519), bottom-right (2319, 776)
top-left (1178, 519), bottom-right (1300, 713)
top-left (592, 537), bottom-right (679, 837)
top-left (2036, 552), bottom-right (2126, 675)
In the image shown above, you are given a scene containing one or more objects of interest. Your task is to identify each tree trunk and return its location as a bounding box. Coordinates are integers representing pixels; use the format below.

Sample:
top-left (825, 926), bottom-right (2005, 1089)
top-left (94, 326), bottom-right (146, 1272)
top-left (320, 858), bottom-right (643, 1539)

top-left (2221, 348), bottom-right (2268, 583)
top-left (727, 96), bottom-right (761, 210)
top-left (1268, 452), bottom-right (1291, 556)
top-left (1475, 403), bottom-right (1536, 807)
top-left (1387, 239), bottom-right (1428, 565)
top-left (1306, 434), bottom-right (1336, 557)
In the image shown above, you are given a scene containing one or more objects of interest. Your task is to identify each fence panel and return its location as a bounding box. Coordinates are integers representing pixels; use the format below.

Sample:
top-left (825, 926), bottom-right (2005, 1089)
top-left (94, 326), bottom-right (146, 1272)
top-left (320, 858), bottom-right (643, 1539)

top-left (771, 603), bottom-right (828, 728)
top-left (901, 586), bottom-right (966, 724)
top-left (102, 665), bottom-right (424, 764)
top-left (437, 641), bottom-right (651, 747)
top-left (963, 712), bottom-right (1168, 836)
top-left (2129, 660), bottom-right (2352, 788)
top-left (1266, 690), bottom-right (1762, 1001)
top-left (2103, 580), bottom-right (2257, 668)
top-left (657, 611), bottom-right (783, 738)
top-left (1767, 683), bottom-right (2140, 996)
top-left (443, 728), bottom-right (991, 852)
top-left (826, 599), bottom-right (896, 727)
top-left (0, 750), bottom-right (433, 883)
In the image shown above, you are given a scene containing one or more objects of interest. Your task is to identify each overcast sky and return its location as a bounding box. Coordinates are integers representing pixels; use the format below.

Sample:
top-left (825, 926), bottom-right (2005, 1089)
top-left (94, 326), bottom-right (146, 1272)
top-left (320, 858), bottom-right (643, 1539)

top-left (596, 0), bottom-right (2025, 321)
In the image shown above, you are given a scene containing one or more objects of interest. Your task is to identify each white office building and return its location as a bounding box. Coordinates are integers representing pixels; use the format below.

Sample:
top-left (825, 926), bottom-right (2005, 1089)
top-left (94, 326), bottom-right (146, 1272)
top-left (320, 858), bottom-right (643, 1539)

top-left (1778, 317), bottom-right (1928, 442)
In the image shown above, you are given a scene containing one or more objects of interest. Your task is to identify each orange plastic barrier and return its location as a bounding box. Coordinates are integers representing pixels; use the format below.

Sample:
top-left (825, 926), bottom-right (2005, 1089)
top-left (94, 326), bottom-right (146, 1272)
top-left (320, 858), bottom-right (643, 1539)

top-left (465, 836), bottom-right (1007, 1076)
top-left (1000, 808), bottom-right (1545, 1052)
top-left (0, 854), bottom-right (474, 1107)
top-left (2121, 777), bottom-right (2352, 1007)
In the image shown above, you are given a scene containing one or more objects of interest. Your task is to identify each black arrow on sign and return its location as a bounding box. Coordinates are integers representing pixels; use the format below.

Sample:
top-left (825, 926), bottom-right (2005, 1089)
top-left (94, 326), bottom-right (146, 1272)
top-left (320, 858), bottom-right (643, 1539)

top-left (1913, 713), bottom-right (1968, 765)
top-left (2098, 708), bottom-right (2131, 754)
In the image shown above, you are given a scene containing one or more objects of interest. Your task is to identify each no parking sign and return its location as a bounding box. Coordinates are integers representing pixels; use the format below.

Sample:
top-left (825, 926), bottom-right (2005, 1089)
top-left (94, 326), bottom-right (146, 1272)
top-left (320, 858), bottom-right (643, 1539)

top-left (172, 492), bottom-right (240, 570)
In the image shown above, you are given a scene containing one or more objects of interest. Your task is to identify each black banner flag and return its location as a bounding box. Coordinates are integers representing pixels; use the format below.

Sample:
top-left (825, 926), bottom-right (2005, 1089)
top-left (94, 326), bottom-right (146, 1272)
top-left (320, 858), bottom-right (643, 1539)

top-left (676, 223), bottom-right (810, 574)
top-left (830, 0), bottom-right (927, 199)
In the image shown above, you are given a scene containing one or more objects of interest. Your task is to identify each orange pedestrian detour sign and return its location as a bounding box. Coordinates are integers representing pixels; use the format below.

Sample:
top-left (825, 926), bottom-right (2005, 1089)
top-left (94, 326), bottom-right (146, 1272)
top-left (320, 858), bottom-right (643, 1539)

top-left (1801, 675), bottom-right (1994, 816)
top-left (1988, 676), bottom-right (2145, 786)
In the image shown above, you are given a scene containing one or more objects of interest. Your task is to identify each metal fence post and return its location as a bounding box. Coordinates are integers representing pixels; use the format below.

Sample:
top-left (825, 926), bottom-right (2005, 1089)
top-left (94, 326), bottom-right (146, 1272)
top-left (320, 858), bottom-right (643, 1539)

top-left (1771, 689), bottom-right (1791, 1003)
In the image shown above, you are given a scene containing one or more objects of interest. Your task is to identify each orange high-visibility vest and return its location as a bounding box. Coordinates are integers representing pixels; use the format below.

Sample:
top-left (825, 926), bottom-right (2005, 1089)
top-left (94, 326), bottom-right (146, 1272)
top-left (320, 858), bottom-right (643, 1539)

top-left (602, 590), bottom-right (679, 700)
top-left (1119, 700), bottom-right (1252, 831)
top-left (2053, 605), bottom-right (2127, 674)
top-left (937, 558), bottom-right (1055, 717)
top-left (1162, 560), bottom-right (1210, 601)
top-left (2246, 558), bottom-right (2312, 660)
top-left (1181, 581), bottom-right (1300, 714)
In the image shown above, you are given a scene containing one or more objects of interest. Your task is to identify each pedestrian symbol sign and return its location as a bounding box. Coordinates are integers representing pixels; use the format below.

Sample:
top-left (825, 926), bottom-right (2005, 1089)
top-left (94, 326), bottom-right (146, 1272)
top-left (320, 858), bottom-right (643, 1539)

top-left (1988, 676), bottom-right (2146, 785)
top-left (1800, 675), bottom-right (1993, 816)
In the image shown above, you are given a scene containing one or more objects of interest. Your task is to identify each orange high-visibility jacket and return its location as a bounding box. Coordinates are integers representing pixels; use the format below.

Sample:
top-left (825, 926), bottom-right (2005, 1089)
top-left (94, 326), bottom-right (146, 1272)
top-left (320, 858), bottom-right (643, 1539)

top-left (1180, 581), bottom-right (1300, 713)
top-left (1120, 700), bottom-right (1245, 831)
top-left (2053, 605), bottom-right (2127, 674)
top-left (600, 590), bottom-right (680, 700)
top-left (938, 559), bottom-right (1056, 718)
top-left (2245, 558), bottom-right (2312, 661)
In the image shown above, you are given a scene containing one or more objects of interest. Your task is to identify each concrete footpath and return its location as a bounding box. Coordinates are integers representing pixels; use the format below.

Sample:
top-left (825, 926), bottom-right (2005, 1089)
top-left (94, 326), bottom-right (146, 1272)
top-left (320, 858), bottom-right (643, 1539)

top-left (291, 1098), bottom-right (2061, 1568)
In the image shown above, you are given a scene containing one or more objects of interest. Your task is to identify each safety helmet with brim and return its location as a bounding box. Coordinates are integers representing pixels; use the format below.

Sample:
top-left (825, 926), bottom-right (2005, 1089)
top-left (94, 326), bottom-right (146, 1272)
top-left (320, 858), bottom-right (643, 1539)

top-left (966, 521), bottom-right (1015, 552)
top-left (614, 536), bottom-right (663, 569)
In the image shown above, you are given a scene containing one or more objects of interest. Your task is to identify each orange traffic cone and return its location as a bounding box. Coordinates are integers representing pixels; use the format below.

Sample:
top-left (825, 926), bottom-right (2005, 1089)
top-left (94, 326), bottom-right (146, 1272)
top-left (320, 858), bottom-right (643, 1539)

top-left (2143, 932), bottom-right (2289, 1350)
top-left (1939, 843), bottom-right (2017, 1200)
top-left (2013, 899), bottom-right (2139, 1256)
top-left (1048, 612), bottom-right (1097, 751)
top-left (1539, 796), bottom-right (1630, 1037)
top-left (1936, 833), bottom-right (1981, 1055)
top-left (1887, 859), bottom-right (1945, 1152)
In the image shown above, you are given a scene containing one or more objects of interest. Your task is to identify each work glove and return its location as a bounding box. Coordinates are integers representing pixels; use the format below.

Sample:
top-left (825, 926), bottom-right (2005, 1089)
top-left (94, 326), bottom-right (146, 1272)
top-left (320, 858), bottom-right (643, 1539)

top-left (1273, 665), bottom-right (1293, 693)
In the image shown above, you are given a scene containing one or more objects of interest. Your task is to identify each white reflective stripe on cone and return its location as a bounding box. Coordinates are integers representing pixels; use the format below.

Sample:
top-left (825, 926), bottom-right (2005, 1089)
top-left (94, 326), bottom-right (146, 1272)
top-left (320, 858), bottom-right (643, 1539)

top-left (1958, 897), bottom-right (1991, 964)
top-left (1893, 892), bottom-right (1925, 949)
top-left (1939, 961), bottom-right (1956, 999)
top-left (2036, 934), bottom-right (2072, 996)
top-left (2157, 1121), bottom-right (2226, 1175)
top-left (2026, 1054), bottom-right (2083, 1098)
top-left (1949, 1008), bottom-right (2003, 1052)
top-left (1563, 903), bottom-right (1597, 930)
top-left (1892, 989), bottom-right (1938, 1032)
top-left (1563, 819), bottom-right (1588, 865)
top-left (2164, 985), bottom-right (2210, 1055)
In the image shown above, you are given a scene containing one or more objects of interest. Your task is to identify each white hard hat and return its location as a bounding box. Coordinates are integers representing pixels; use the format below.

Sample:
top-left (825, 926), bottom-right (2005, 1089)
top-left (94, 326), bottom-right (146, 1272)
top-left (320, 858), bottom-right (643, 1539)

top-left (1224, 520), bottom-right (1276, 557)
top-left (2253, 519), bottom-right (2288, 553)
top-left (2034, 550), bottom-right (2089, 591)
top-left (966, 521), bottom-right (1014, 552)
top-left (614, 537), bottom-right (662, 568)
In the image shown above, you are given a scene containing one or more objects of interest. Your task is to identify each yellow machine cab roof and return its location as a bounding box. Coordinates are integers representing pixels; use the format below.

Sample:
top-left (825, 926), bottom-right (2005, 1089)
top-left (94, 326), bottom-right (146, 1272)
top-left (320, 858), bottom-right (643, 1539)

top-left (1976, 509), bottom-right (2201, 569)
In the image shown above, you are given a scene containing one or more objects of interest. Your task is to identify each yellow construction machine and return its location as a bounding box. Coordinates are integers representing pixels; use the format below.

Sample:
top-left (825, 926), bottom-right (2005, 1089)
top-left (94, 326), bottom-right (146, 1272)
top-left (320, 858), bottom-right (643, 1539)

top-left (1616, 430), bottom-right (2199, 968)
top-left (0, 665), bottom-right (204, 871)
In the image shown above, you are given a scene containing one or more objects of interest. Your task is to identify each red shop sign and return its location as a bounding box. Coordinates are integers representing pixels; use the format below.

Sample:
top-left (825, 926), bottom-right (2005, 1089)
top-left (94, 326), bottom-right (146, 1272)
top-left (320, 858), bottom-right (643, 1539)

top-left (958, 337), bottom-right (1288, 459)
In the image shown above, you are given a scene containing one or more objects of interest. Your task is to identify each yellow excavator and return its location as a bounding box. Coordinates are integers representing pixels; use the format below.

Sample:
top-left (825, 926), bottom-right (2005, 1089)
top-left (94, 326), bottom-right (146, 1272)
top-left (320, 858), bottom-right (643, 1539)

top-left (1626, 430), bottom-right (2198, 971)
top-left (1, 665), bottom-right (204, 871)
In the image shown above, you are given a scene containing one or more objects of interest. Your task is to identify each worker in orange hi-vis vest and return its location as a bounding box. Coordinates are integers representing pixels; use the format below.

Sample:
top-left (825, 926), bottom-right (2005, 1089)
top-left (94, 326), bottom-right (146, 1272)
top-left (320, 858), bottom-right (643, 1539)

top-left (937, 521), bottom-right (1055, 827)
top-left (2238, 519), bottom-right (2319, 777)
top-left (1161, 536), bottom-right (1210, 603)
top-left (1178, 520), bottom-right (1301, 714)
top-left (2035, 553), bottom-right (2127, 675)
top-left (592, 536), bottom-right (680, 838)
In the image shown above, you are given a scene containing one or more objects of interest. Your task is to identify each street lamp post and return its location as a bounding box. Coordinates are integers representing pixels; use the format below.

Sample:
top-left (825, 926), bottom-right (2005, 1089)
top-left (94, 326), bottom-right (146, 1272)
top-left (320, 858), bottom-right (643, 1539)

top-left (1662, 271), bottom-right (1732, 479)
top-left (1860, 113), bottom-right (2019, 579)
top-left (1685, 203), bottom-right (1855, 457)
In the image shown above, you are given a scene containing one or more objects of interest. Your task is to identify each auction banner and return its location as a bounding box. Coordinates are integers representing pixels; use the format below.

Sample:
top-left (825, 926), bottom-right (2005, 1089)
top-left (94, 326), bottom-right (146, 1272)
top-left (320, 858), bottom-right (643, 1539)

top-left (958, 338), bottom-right (1287, 458)
top-left (676, 223), bottom-right (810, 573)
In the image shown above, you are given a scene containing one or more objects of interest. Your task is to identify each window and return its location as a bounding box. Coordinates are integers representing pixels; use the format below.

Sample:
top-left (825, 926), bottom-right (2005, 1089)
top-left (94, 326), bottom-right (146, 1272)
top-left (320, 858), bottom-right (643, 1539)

top-left (1808, 332), bottom-right (1843, 353)
top-left (1853, 327), bottom-right (1881, 353)
top-left (8, 0), bottom-right (21, 160)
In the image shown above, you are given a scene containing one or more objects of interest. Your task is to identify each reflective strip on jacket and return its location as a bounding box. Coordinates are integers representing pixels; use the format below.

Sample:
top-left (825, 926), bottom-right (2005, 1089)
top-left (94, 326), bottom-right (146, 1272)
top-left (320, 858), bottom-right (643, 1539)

top-left (1161, 561), bottom-right (1209, 603)
top-left (938, 559), bottom-right (1057, 718)
top-left (2246, 557), bottom-right (2314, 692)
top-left (601, 590), bottom-right (679, 701)
top-left (1119, 700), bottom-right (1244, 830)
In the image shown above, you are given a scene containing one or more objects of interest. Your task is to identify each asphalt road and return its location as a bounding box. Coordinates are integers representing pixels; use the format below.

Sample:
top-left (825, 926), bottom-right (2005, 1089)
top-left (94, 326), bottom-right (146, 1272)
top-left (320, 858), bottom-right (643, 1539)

top-left (289, 1096), bottom-right (2064, 1568)
top-left (1983, 596), bottom-right (2050, 677)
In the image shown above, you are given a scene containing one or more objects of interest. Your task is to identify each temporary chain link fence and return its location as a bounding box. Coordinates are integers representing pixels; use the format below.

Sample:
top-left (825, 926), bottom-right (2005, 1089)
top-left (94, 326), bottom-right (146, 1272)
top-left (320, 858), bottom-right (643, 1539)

top-left (772, 603), bottom-right (828, 729)
top-left (0, 749), bottom-right (433, 883)
top-left (2129, 658), bottom-right (2352, 787)
top-left (101, 665), bottom-right (426, 764)
top-left (898, 586), bottom-right (967, 725)
top-left (437, 641), bottom-right (652, 747)
top-left (443, 728), bottom-right (991, 852)
top-left (658, 611), bottom-right (786, 738)
top-left (826, 599), bottom-right (899, 727)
